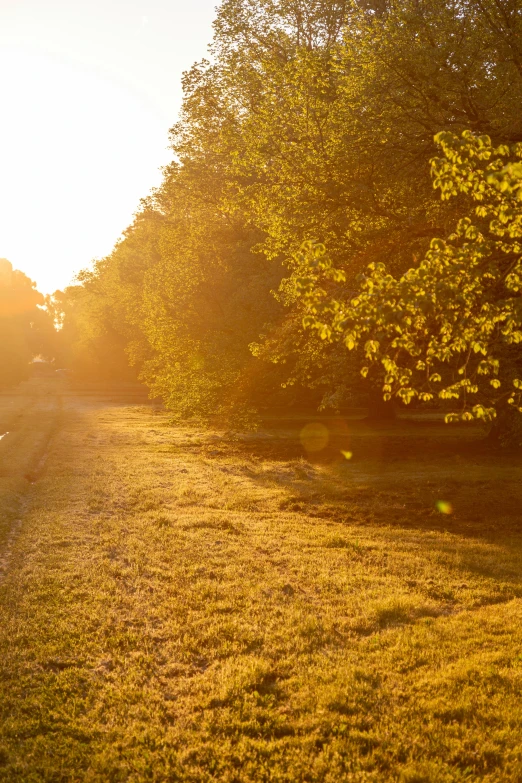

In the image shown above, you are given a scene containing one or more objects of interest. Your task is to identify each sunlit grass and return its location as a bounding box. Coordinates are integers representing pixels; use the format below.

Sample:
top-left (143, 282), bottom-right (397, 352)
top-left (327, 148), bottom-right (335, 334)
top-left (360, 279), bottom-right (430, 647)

top-left (0, 381), bottom-right (521, 780)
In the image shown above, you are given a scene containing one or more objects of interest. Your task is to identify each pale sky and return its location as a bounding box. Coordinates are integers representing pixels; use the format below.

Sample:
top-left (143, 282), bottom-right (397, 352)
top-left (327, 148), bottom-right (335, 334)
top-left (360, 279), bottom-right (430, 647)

top-left (0, 0), bottom-right (217, 294)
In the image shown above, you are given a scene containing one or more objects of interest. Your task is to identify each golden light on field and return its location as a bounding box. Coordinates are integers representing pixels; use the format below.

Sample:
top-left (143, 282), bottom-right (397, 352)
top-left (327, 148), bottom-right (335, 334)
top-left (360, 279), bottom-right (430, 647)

top-left (300, 423), bottom-right (329, 453)
top-left (0, 0), bottom-right (216, 295)
top-left (189, 354), bottom-right (206, 371)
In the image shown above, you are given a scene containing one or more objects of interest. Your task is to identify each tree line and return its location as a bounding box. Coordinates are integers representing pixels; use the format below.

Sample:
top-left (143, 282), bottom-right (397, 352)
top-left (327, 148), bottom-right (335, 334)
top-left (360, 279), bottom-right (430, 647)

top-left (48, 0), bottom-right (522, 440)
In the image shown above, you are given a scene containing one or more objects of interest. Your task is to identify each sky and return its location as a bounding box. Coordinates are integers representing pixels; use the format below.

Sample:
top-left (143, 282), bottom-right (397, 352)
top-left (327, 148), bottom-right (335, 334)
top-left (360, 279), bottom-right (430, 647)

top-left (0, 0), bottom-right (217, 294)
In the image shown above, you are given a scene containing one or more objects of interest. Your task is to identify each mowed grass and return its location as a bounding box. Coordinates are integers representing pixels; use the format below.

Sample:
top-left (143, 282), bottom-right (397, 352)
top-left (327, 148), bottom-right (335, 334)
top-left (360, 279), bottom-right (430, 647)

top-left (0, 377), bottom-right (62, 550)
top-left (1, 383), bottom-right (522, 781)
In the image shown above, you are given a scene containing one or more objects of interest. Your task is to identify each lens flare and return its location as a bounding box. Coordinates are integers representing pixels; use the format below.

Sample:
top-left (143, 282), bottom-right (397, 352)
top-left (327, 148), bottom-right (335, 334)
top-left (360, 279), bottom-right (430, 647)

top-left (340, 450), bottom-right (353, 460)
top-left (436, 500), bottom-right (453, 515)
top-left (300, 423), bottom-right (329, 453)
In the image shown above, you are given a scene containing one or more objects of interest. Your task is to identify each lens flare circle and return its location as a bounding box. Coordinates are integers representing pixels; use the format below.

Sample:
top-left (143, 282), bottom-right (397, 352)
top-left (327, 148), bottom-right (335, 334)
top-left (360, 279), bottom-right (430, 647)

top-left (436, 500), bottom-right (453, 515)
top-left (300, 422), bottom-right (329, 453)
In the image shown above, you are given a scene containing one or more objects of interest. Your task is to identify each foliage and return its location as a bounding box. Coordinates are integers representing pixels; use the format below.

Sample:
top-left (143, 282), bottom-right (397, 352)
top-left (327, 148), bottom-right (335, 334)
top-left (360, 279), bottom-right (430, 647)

top-left (296, 131), bottom-right (522, 432)
top-left (49, 283), bottom-right (138, 381)
top-left (50, 174), bottom-right (287, 422)
top-left (187, 0), bottom-right (522, 413)
top-left (0, 259), bottom-right (54, 388)
top-left (59, 0), bottom-right (522, 429)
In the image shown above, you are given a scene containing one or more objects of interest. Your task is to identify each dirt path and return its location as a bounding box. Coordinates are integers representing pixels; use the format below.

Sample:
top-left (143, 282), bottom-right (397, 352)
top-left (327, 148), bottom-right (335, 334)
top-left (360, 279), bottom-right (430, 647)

top-left (0, 385), bottom-right (522, 781)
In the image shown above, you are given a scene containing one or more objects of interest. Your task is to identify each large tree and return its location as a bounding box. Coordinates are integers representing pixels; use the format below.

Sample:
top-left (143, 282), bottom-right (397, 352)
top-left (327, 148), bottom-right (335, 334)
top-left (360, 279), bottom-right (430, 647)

top-left (296, 131), bottom-right (522, 442)
top-left (0, 259), bottom-right (54, 388)
top-left (202, 0), bottom-right (522, 411)
top-left (63, 0), bottom-right (522, 424)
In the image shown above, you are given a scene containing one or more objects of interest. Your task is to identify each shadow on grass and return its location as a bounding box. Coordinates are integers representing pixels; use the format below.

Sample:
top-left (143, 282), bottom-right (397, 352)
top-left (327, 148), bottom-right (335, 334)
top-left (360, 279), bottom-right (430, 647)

top-left (202, 413), bottom-right (522, 544)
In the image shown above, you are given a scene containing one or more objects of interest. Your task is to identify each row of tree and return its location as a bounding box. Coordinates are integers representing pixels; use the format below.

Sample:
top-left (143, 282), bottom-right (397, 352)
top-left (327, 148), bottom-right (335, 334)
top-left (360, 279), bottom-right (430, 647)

top-left (53, 0), bottom-right (522, 439)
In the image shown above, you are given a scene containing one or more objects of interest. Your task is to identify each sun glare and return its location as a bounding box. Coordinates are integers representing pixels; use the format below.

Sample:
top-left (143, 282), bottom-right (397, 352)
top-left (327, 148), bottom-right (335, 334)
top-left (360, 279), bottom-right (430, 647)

top-left (0, 0), bottom-right (216, 295)
top-left (0, 49), bottom-right (168, 295)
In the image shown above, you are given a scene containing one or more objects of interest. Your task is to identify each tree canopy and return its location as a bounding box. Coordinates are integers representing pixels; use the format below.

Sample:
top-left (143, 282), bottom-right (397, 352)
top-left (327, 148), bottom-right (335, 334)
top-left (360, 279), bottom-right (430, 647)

top-left (56, 0), bottom-right (522, 436)
top-left (0, 259), bottom-right (54, 388)
top-left (296, 132), bottom-right (522, 436)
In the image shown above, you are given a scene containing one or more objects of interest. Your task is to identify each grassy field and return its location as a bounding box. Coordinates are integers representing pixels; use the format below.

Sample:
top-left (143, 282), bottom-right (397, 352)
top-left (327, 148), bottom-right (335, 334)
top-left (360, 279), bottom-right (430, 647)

top-left (1, 379), bottom-right (522, 781)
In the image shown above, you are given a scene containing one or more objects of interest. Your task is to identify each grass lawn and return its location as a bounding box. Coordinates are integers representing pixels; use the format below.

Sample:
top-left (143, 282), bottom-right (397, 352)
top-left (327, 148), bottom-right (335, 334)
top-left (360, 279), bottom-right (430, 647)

top-left (1, 379), bottom-right (522, 781)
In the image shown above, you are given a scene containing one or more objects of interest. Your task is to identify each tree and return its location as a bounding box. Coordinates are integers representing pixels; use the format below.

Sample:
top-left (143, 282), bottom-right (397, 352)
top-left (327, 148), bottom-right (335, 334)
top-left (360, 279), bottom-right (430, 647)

top-left (62, 0), bottom-right (522, 425)
top-left (209, 0), bottom-right (522, 411)
top-left (0, 259), bottom-right (55, 388)
top-left (296, 131), bottom-right (522, 442)
top-left (49, 283), bottom-right (139, 382)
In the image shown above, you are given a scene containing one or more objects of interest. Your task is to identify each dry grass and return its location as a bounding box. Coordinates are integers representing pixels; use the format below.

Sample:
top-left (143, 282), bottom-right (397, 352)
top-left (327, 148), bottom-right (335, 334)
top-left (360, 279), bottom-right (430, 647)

top-left (0, 377), bottom-right (62, 549)
top-left (0, 380), bottom-right (522, 781)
